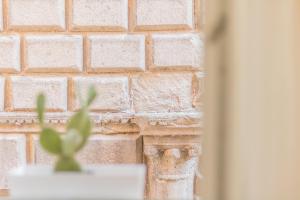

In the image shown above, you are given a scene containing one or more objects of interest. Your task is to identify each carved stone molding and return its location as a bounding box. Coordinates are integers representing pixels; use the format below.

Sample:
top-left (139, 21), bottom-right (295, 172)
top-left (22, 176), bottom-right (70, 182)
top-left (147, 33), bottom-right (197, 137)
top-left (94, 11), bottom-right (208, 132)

top-left (0, 111), bottom-right (202, 135)
top-left (133, 112), bottom-right (203, 130)
top-left (144, 136), bottom-right (201, 200)
top-left (0, 112), bottom-right (133, 125)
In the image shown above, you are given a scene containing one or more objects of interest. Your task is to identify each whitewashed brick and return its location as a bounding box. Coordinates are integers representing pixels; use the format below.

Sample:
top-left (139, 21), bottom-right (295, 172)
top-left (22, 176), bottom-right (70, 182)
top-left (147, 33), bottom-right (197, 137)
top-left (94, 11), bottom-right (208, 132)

top-left (152, 34), bottom-right (203, 69)
top-left (136, 0), bottom-right (193, 29)
top-left (11, 76), bottom-right (67, 111)
top-left (0, 77), bottom-right (5, 111)
top-left (0, 35), bottom-right (20, 72)
top-left (88, 35), bottom-right (145, 71)
top-left (33, 134), bottom-right (142, 165)
top-left (8, 0), bottom-right (65, 30)
top-left (73, 76), bottom-right (129, 111)
top-left (132, 73), bottom-right (194, 112)
top-left (24, 35), bottom-right (83, 71)
top-left (0, 135), bottom-right (26, 189)
top-left (72, 0), bottom-right (128, 30)
top-left (0, 0), bottom-right (3, 31)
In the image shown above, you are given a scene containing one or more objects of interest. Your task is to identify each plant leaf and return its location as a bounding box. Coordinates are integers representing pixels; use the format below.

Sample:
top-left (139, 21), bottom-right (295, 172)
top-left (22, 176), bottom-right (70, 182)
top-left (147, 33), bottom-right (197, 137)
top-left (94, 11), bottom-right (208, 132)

top-left (40, 127), bottom-right (62, 155)
top-left (62, 129), bottom-right (83, 157)
top-left (67, 110), bottom-right (92, 151)
top-left (37, 93), bottom-right (45, 125)
top-left (86, 86), bottom-right (97, 107)
top-left (55, 156), bottom-right (81, 172)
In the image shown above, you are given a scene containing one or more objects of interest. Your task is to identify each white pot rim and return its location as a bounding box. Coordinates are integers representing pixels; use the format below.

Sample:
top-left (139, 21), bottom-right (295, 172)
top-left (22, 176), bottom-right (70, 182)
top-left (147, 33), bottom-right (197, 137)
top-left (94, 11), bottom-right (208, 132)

top-left (10, 164), bottom-right (146, 176)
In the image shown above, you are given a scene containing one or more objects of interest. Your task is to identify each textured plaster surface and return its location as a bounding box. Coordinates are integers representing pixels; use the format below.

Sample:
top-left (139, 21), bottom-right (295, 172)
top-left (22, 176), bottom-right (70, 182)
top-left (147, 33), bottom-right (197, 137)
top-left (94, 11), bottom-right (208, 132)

top-left (72, 0), bottom-right (128, 29)
top-left (88, 35), bottom-right (145, 71)
top-left (0, 0), bottom-right (203, 198)
top-left (9, 0), bottom-right (65, 29)
top-left (136, 0), bottom-right (193, 27)
top-left (11, 76), bottom-right (68, 110)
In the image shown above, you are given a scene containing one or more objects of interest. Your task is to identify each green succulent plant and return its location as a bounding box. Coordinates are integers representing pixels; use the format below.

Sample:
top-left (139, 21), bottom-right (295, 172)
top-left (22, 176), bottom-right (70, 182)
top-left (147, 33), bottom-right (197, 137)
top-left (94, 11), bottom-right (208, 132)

top-left (36, 87), bottom-right (97, 172)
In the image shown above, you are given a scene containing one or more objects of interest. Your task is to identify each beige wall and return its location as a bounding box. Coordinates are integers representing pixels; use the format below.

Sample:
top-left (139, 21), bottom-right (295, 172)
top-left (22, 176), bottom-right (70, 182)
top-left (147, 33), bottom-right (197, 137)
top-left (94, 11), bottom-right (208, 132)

top-left (204, 0), bottom-right (300, 199)
top-left (0, 0), bottom-right (204, 198)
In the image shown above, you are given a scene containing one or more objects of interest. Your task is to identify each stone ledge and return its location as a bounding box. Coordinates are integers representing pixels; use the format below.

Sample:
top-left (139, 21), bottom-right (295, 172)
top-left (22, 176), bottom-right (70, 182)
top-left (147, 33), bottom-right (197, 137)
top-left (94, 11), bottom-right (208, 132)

top-left (133, 112), bottom-right (202, 129)
top-left (0, 111), bottom-right (202, 129)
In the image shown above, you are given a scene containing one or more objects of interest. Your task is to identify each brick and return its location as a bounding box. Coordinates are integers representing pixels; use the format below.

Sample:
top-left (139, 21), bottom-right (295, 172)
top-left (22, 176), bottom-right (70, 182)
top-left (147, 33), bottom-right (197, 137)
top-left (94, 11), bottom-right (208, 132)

top-left (0, 77), bottom-right (5, 111)
top-left (132, 73), bottom-right (194, 112)
top-left (73, 76), bottom-right (130, 111)
top-left (0, 35), bottom-right (20, 72)
top-left (87, 35), bottom-right (145, 72)
top-left (71, 0), bottom-right (128, 31)
top-left (11, 76), bottom-right (67, 111)
top-left (151, 34), bottom-right (203, 69)
top-left (0, 135), bottom-right (26, 189)
top-left (8, 0), bottom-right (65, 30)
top-left (24, 35), bottom-right (83, 72)
top-left (32, 134), bottom-right (142, 165)
top-left (78, 135), bottom-right (142, 164)
top-left (135, 0), bottom-right (193, 30)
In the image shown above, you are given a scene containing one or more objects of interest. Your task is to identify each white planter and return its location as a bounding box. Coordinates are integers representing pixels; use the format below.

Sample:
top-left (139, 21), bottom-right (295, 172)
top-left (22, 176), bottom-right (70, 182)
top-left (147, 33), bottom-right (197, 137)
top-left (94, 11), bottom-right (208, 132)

top-left (9, 165), bottom-right (146, 199)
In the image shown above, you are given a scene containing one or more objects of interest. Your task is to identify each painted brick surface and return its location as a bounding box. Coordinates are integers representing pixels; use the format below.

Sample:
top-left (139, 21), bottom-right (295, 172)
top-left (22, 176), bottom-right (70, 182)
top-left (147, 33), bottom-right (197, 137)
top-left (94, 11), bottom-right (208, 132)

top-left (11, 76), bottom-right (67, 111)
top-left (8, 0), bottom-right (65, 30)
top-left (152, 34), bottom-right (203, 69)
top-left (72, 0), bottom-right (128, 31)
top-left (132, 73), bottom-right (194, 113)
top-left (0, 0), bottom-right (203, 198)
top-left (0, 35), bottom-right (20, 72)
top-left (0, 135), bottom-right (26, 189)
top-left (136, 0), bottom-right (193, 29)
top-left (32, 134), bottom-right (142, 165)
top-left (73, 76), bottom-right (130, 111)
top-left (24, 35), bottom-right (83, 72)
top-left (87, 35), bottom-right (145, 71)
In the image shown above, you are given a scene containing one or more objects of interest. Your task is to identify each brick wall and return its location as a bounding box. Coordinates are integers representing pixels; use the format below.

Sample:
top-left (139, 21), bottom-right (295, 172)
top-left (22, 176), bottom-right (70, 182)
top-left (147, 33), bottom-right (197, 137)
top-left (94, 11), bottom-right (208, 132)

top-left (0, 0), bottom-right (204, 198)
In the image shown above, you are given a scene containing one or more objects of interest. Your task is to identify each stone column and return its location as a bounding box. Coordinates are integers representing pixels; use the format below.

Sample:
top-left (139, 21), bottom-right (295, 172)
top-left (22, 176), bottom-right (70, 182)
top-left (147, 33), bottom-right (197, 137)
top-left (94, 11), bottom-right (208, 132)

top-left (134, 112), bottom-right (202, 199)
top-left (145, 144), bottom-right (201, 199)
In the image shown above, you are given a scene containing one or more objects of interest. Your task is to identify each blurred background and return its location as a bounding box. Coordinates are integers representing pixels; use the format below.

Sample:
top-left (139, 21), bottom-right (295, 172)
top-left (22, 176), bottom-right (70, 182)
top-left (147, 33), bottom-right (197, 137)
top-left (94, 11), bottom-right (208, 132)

top-left (203, 0), bottom-right (300, 199)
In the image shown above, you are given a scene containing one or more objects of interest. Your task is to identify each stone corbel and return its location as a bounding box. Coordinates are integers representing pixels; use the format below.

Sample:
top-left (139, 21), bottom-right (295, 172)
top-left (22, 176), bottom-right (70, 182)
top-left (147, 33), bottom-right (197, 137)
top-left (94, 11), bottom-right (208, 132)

top-left (144, 136), bottom-right (201, 200)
